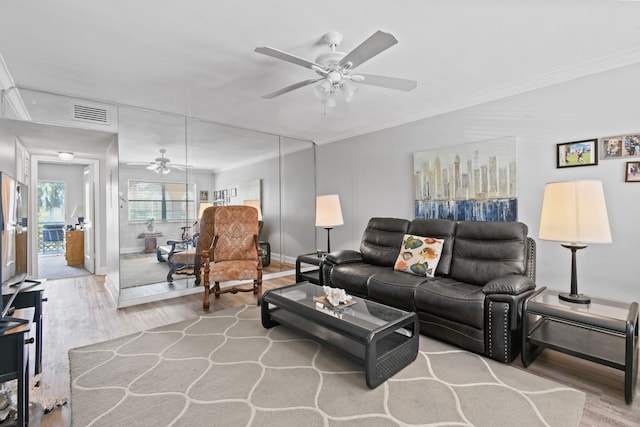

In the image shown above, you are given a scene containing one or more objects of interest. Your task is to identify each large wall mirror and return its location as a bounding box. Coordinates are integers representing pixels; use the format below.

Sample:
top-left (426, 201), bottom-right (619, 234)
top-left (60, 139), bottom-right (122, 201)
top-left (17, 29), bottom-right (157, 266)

top-left (1, 92), bottom-right (316, 308)
top-left (116, 106), bottom-right (316, 306)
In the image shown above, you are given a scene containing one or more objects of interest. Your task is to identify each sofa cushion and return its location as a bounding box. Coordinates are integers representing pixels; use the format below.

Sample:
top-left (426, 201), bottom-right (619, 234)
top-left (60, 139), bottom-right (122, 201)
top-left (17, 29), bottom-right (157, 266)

top-left (368, 270), bottom-right (428, 311)
top-left (393, 234), bottom-right (444, 277)
top-left (414, 278), bottom-right (485, 330)
top-left (448, 221), bottom-right (528, 286)
top-left (407, 219), bottom-right (456, 276)
top-left (359, 218), bottom-right (410, 267)
top-left (329, 263), bottom-right (390, 297)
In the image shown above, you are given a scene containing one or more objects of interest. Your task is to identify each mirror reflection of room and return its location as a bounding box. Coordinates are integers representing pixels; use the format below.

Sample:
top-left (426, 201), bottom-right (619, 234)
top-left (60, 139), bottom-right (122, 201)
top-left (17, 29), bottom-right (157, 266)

top-left (116, 106), bottom-right (316, 305)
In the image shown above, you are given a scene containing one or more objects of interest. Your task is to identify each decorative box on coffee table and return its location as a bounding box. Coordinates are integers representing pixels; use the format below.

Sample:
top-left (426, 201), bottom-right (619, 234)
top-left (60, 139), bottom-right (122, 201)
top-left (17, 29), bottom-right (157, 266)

top-left (261, 281), bottom-right (418, 388)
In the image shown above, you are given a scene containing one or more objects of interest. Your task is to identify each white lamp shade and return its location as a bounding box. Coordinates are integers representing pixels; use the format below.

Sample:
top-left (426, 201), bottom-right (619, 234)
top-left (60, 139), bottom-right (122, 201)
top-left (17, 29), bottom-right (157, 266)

top-left (197, 202), bottom-right (213, 222)
top-left (539, 180), bottom-right (612, 244)
top-left (243, 199), bottom-right (262, 220)
top-left (316, 195), bottom-right (344, 227)
top-left (71, 205), bottom-right (85, 218)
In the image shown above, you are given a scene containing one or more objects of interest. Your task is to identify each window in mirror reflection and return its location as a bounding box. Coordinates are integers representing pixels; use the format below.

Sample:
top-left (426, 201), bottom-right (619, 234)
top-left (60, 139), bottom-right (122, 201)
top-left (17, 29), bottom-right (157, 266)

top-left (127, 181), bottom-right (196, 222)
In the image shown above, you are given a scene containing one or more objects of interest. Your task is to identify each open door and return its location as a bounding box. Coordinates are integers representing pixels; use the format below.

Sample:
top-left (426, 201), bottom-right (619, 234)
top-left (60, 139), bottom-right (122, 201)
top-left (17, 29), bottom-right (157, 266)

top-left (83, 164), bottom-right (95, 273)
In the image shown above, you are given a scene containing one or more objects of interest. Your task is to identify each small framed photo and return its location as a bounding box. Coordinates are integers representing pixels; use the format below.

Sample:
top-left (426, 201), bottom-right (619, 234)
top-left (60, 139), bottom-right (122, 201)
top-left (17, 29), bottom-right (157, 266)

top-left (231, 188), bottom-right (237, 197)
top-left (556, 139), bottom-right (598, 168)
top-left (222, 189), bottom-right (228, 198)
top-left (199, 190), bottom-right (209, 202)
top-left (625, 161), bottom-right (640, 182)
top-left (601, 134), bottom-right (640, 159)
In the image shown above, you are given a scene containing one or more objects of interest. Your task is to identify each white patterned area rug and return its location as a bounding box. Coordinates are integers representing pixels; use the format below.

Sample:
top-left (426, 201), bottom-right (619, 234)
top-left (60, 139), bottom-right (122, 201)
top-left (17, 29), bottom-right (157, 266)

top-left (69, 305), bottom-right (585, 427)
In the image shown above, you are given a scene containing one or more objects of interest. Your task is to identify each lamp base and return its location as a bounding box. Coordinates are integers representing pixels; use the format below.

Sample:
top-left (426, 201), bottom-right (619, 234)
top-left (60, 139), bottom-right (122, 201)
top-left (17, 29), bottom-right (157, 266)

top-left (558, 292), bottom-right (591, 305)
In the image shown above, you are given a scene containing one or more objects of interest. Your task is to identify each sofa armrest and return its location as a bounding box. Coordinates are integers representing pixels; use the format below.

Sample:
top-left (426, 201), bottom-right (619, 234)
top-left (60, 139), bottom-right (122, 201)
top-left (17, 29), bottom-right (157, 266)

top-left (325, 250), bottom-right (363, 266)
top-left (482, 275), bottom-right (536, 296)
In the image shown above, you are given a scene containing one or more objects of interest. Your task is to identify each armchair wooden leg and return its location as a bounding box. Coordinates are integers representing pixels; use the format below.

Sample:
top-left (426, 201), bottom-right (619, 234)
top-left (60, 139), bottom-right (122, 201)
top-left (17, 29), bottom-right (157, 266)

top-left (203, 285), bottom-right (210, 311)
top-left (214, 282), bottom-right (221, 298)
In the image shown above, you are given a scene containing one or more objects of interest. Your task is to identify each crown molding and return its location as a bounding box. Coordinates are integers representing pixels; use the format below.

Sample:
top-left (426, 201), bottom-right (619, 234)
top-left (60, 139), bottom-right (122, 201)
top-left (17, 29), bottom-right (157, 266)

top-left (0, 53), bottom-right (31, 120)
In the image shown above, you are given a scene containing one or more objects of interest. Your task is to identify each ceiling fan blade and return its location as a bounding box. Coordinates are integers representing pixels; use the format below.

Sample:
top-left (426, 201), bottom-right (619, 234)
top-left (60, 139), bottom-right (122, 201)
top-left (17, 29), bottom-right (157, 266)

top-left (255, 47), bottom-right (323, 71)
top-left (169, 164), bottom-right (187, 171)
top-left (339, 31), bottom-right (398, 70)
top-left (146, 163), bottom-right (159, 170)
top-left (262, 79), bottom-right (322, 99)
top-left (356, 73), bottom-right (418, 91)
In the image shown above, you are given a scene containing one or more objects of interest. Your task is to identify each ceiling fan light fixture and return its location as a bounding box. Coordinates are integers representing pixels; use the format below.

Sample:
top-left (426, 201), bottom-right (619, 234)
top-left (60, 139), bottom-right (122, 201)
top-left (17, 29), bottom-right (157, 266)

top-left (313, 80), bottom-right (332, 101)
top-left (341, 80), bottom-right (358, 103)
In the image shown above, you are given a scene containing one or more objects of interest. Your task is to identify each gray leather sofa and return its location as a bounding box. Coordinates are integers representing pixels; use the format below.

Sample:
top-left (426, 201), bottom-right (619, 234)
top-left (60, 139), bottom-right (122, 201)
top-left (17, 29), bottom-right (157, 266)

top-left (321, 217), bottom-right (537, 363)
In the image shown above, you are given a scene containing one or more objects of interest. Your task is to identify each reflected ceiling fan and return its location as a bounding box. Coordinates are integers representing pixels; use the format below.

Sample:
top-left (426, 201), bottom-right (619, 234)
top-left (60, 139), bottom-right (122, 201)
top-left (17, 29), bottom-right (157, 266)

top-left (255, 30), bottom-right (417, 113)
top-left (126, 149), bottom-right (186, 175)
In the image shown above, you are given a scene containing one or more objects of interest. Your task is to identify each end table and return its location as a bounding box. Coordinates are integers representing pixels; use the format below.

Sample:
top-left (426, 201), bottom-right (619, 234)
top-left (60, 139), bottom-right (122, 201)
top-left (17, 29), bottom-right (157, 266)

top-left (295, 253), bottom-right (324, 285)
top-left (522, 287), bottom-right (639, 404)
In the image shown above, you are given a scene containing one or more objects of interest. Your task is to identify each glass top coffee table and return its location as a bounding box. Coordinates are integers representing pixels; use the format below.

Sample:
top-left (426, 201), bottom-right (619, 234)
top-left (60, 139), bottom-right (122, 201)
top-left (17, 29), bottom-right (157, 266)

top-left (261, 281), bottom-right (418, 388)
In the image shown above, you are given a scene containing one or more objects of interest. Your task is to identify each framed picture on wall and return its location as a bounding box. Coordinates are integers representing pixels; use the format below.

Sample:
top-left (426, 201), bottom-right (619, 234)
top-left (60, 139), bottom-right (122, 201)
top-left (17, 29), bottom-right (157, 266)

top-left (625, 161), bottom-right (640, 182)
top-left (199, 190), bottom-right (209, 202)
top-left (556, 139), bottom-right (598, 168)
top-left (231, 188), bottom-right (237, 197)
top-left (601, 134), bottom-right (640, 159)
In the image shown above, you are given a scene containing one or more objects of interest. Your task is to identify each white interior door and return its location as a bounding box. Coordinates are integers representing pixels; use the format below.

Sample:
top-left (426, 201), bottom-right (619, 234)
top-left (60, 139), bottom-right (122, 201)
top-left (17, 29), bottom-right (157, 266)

top-left (83, 164), bottom-right (95, 273)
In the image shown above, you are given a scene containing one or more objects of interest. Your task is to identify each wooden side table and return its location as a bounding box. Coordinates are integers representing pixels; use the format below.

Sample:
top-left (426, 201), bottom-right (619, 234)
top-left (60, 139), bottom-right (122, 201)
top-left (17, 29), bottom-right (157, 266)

top-left (65, 230), bottom-right (84, 266)
top-left (522, 287), bottom-right (639, 404)
top-left (295, 253), bottom-right (324, 285)
top-left (138, 232), bottom-right (163, 254)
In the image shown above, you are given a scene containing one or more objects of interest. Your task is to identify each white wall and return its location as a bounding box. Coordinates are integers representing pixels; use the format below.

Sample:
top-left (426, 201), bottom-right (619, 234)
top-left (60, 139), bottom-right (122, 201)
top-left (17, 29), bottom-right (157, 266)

top-left (317, 62), bottom-right (640, 303)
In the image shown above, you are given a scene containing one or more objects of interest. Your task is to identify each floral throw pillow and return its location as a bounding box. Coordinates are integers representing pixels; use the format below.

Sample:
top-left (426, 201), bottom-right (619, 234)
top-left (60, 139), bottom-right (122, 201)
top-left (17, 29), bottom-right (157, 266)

top-left (394, 234), bottom-right (444, 277)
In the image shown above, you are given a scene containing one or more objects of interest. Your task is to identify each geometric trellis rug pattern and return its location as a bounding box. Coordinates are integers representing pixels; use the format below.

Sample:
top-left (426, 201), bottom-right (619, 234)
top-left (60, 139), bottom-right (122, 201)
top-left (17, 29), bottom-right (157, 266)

top-left (69, 305), bottom-right (585, 427)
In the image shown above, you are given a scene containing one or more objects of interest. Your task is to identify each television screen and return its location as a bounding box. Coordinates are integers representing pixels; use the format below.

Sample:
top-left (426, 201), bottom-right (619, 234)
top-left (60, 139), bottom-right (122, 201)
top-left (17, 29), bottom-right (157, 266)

top-left (1, 172), bottom-right (29, 322)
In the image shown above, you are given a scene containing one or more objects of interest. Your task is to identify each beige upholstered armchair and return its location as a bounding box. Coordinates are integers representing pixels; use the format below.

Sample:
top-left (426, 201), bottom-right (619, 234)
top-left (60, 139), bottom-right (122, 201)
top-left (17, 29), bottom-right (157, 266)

top-left (165, 206), bottom-right (217, 284)
top-left (201, 205), bottom-right (263, 310)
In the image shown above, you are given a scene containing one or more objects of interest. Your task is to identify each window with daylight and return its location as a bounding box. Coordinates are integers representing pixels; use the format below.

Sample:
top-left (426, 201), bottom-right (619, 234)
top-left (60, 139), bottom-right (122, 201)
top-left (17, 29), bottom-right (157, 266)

top-left (127, 181), bottom-right (196, 222)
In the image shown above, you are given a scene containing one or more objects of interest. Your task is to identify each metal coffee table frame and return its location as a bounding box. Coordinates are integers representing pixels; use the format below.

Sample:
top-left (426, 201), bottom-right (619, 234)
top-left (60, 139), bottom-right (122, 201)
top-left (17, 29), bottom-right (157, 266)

top-left (261, 282), bottom-right (419, 388)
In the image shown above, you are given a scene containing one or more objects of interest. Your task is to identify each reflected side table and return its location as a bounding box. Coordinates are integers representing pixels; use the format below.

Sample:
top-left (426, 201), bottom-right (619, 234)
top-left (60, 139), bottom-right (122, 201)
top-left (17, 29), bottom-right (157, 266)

top-left (522, 287), bottom-right (639, 404)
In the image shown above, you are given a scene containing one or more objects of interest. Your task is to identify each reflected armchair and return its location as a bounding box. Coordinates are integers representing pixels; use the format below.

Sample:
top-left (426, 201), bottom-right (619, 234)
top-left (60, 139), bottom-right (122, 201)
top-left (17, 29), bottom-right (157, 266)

top-left (165, 206), bottom-right (217, 284)
top-left (202, 205), bottom-right (263, 310)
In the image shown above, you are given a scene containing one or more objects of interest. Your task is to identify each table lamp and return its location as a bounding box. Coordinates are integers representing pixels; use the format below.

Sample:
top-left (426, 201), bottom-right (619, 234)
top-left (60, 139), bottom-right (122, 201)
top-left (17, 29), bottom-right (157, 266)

top-left (244, 199), bottom-right (263, 238)
top-left (315, 194), bottom-right (343, 253)
top-left (538, 180), bottom-right (612, 304)
top-left (71, 205), bottom-right (85, 228)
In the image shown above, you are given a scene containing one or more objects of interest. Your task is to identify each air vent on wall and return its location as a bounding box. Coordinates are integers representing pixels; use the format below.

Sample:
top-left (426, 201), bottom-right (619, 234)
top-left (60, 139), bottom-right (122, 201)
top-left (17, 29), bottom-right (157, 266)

top-left (72, 103), bottom-right (109, 124)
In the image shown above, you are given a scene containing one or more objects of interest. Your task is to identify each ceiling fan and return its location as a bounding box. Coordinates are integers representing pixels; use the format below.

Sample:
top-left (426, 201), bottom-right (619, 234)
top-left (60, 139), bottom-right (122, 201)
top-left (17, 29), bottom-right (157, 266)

top-left (255, 30), bottom-right (417, 112)
top-left (126, 149), bottom-right (186, 175)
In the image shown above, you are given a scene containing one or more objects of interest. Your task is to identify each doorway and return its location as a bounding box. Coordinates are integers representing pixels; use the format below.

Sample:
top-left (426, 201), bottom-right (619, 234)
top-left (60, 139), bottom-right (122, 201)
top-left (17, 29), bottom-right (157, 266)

top-left (34, 161), bottom-right (95, 281)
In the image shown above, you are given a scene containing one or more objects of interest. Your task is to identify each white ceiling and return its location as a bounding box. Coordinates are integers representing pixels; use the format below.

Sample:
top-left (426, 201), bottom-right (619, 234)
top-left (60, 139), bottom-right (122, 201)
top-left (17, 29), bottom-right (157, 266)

top-left (2, 0), bottom-right (640, 149)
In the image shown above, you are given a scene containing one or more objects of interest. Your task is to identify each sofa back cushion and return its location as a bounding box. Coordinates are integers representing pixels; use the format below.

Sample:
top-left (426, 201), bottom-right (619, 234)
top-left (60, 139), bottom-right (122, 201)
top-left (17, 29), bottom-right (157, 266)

top-left (408, 218), bottom-right (457, 276)
top-left (449, 221), bottom-right (528, 286)
top-left (360, 218), bottom-right (410, 266)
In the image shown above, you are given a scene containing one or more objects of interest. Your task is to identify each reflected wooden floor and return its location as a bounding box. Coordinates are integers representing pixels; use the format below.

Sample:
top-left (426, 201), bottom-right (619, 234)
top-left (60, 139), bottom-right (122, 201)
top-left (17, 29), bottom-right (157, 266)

top-left (119, 259), bottom-right (294, 301)
top-left (25, 274), bottom-right (640, 426)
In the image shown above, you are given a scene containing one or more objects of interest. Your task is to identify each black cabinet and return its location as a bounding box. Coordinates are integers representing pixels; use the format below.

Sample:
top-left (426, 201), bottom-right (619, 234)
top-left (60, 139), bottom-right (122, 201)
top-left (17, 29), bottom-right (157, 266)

top-left (0, 308), bottom-right (34, 427)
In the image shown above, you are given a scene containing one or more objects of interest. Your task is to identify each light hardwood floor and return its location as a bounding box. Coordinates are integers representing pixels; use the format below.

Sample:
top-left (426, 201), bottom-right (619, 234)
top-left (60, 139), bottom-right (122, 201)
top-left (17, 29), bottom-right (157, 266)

top-left (19, 275), bottom-right (640, 426)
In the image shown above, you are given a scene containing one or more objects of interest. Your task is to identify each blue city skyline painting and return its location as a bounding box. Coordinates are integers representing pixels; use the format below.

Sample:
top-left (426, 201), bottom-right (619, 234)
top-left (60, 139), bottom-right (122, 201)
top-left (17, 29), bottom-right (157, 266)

top-left (414, 138), bottom-right (518, 222)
